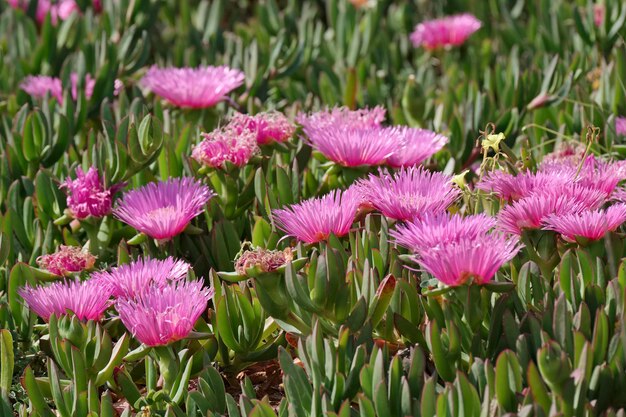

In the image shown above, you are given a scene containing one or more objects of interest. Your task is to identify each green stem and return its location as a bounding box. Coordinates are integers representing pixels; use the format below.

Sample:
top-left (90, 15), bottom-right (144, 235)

top-left (153, 345), bottom-right (179, 393)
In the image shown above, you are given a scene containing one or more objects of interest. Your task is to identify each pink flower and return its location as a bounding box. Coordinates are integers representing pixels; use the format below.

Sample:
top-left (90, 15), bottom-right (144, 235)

top-left (113, 178), bottom-right (214, 241)
top-left (410, 14), bottom-right (481, 50)
top-left (543, 204), bottom-right (626, 242)
top-left (594, 4), bottom-right (605, 27)
top-left (19, 279), bottom-right (111, 322)
top-left (21, 73), bottom-right (95, 103)
top-left (540, 141), bottom-right (587, 166)
top-left (92, 257), bottom-right (190, 299)
top-left (357, 167), bottom-right (460, 221)
top-left (116, 281), bottom-right (213, 346)
top-left (297, 106), bottom-right (386, 131)
top-left (141, 66), bottom-right (245, 109)
top-left (192, 127), bottom-right (259, 169)
top-left (616, 117), bottom-right (626, 135)
top-left (497, 185), bottom-right (607, 235)
top-left (538, 155), bottom-right (621, 197)
top-left (476, 169), bottom-right (571, 201)
top-left (386, 127), bottom-right (448, 168)
top-left (113, 79), bottom-right (124, 96)
top-left (416, 234), bottom-right (522, 286)
top-left (61, 167), bottom-right (122, 219)
top-left (37, 245), bottom-right (96, 276)
top-left (273, 188), bottom-right (361, 243)
top-left (391, 213), bottom-right (496, 253)
top-left (229, 111), bottom-right (295, 145)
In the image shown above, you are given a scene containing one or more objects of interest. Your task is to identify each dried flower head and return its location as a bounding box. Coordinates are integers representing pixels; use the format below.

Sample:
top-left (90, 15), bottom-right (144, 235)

top-left (235, 247), bottom-right (294, 276)
top-left (192, 127), bottom-right (259, 169)
top-left (410, 14), bottom-right (481, 50)
top-left (61, 167), bottom-right (122, 219)
top-left (37, 246), bottom-right (96, 276)
top-left (230, 111), bottom-right (295, 145)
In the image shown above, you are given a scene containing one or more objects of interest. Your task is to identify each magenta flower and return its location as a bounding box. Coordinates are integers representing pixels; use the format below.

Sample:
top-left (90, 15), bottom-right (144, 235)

top-left (540, 141), bottom-right (587, 166)
top-left (357, 167), bottom-right (460, 221)
top-left (21, 73), bottom-right (95, 103)
top-left (61, 167), bottom-right (122, 219)
top-left (416, 234), bottom-right (522, 286)
top-left (113, 178), bottom-right (214, 241)
top-left (410, 14), bottom-right (481, 50)
top-left (386, 127), bottom-right (448, 168)
top-left (92, 257), bottom-right (190, 299)
top-left (37, 245), bottom-right (96, 276)
top-left (273, 188), bottom-right (361, 243)
top-left (9, 0), bottom-right (80, 24)
top-left (19, 279), bottom-right (111, 322)
top-left (192, 127), bottom-right (259, 169)
top-left (297, 106), bottom-right (386, 131)
top-left (230, 111), bottom-right (295, 145)
top-left (594, 4), bottom-right (605, 27)
top-left (543, 204), bottom-right (626, 242)
top-left (116, 281), bottom-right (213, 346)
top-left (476, 169), bottom-right (571, 201)
top-left (141, 66), bottom-right (245, 109)
top-left (497, 185), bottom-right (607, 235)
top-left (616, 117), bottom-right (626, 135)
top-left (391, 213), bottom-right (496, 253)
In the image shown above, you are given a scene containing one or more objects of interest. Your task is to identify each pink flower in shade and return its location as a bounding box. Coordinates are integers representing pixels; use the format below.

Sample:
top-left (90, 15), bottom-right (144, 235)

top-left (542, 204), bottom-right (626, 242)
top-left (61, 167), bottom-right (123, 219)
top-left (229, 111), bottom-right (295, 145)
top-left (18, 279), bottom-right (111, 322)
top-left (297, 106), bottom-right (386, 131)
top-left (410, 14), bottom-right (481, 50)
top-left (415, 234), bottom-right (522, 286)
top-left (476, 169), bottom-right (572, 201)
top-left (594, 4), bottom-right (605, 27)
top-left (302, 125), bottom-right (400, 167)
top-left (37, 245), bottom-right (96, 276)
top-left (497, 185), bottom-right (608, 235)
top-left (386, 127), bottom-right (448, 168)
top-left (21, 73), bottom-right (95, 103)
top-left (91, 257), bottom-right (190, 299)
top-left (616, 117), bottom-right (626, 135)
top-left (113, 178), bottom-right (214, 241)
top-left (113, 79), bottom-right (124, 96)
top-left (357, 167), bottom-right (461, 222)
top-left (192, 127), bottom-right (259, 169)
top-left (141, 66), bottom-right (245, 109)
top-left (391, 213), bottom-right (496, 253)
top-left (116, 281), bottom-right (213, 346)
top-left (273, 188), bottom-right (361, 243)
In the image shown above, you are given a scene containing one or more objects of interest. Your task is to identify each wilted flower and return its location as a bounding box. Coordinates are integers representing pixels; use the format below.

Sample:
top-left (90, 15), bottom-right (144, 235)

top-left (391, 213), bottom-right (496, 253)
top-left (192, 127), bottom-right (259, 169)
top-left (141, 66), bottom-right (245, 109)
top-left (410, 14), bottom-right (481, 50)
top-left (616, 117), bottom-right (626, 135)
top-left (116, 281), bottom-right (213, 346)
top-left (235, 247), bottom-right (293, 276)
top-left (416, 234), bottom-right (522, 286)
top-left (497, 185), bottom-right (607, 235)
top-left (113, 178), bottom-right (214, 241)
top-left (37, 245), bottom-right (96, 276)
top-left (62, 167), bottom-right (122, 219)
top-left (297, 106), bottom-right (386, 131)
top-left (273, 188), bottom-right (361, 243)
top-left (20, 73), bottom-right (95, 103)
top-left (19, 279), bottom-right (111, 322)
top-left (543, 204), bottom-right (626, 242)
top-left (386, 127), bottom-right (448, 168)
top-left (230, 111), bottom-right (295, 145)
top-left (92, 257), bottom-right (190, 298)
top-left (357, 167), bottom-right (460, 221)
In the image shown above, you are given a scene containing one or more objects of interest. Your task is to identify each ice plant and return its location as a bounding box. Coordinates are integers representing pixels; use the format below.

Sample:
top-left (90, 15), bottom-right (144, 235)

top-left (273, 188), bottom-right (361, 243)
top-left (357, 167), bottom-right (460, 221)
top-left (616, 116), bottom-right (626, 135)
top-left (92, 257), bottom-right (190, 298)
top-left (410, 13), bottom-right (481, 50)
top-left (415, 234), bottom-right (522, 286)
top-left (230, 111), bottom-right (295, 145)
top-left (540, 141), bottom-right (587, 166)
top-left (141, 66), bottom-right (245, 108)
top-left (21, 73), bottom-right (95, 103)
top-left (594, 3), bottom-right (605, 27)
top-left (62, 167), bottom-right (122, 219)
top-left (37, 245), bottom-right (96, 276)
top-left (192, 127), bottom-right (259, 168)
top-left (235, 247), bottom-right (294, 276)
top-left (19, 279), bottom-right (111, 322)
top-left (116, 280), bottom-right (213, 346)
top-left (9, 0), bottom-right (80, 25)
top-left (297, 106), bottom-right (386, 131)
top-left (497, 185), bottom-right (607, 235)
top-left (542, 204), bottom-right (626, 242)
top-left (386, 127), bottom-right (448, 168)
top-left (391, 213), bottom-right (496, 253)
top-left (476, 169), bottom-right (572, 201)
top-left (113, 177), bottom-right (214, 241)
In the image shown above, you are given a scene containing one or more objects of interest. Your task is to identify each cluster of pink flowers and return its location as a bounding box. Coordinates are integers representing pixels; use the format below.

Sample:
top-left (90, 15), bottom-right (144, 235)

top-left (8, 0), bottom-right (84, 25)
top-left (230, 111), bottom-right (295, 145)
top-left (62, 167), bottom-right (123, 219)
top-left (37, 245), bottom-right (96, 276)
top-left (392, 214), bottom-right (522, 286)
top-left (141, 66), bottom-right (245, 109)
top-left (113, 177), bottom-right (214, 241)
top-left (20, 73), bottom-right (95, 103)
top-left (410, 14), bottom-right (481, 50)
top-left (298, 107), bottom-right (447, 167)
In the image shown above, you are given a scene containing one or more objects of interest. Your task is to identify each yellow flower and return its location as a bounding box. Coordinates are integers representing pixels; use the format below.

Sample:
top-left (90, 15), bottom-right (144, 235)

top-left (482, 132), bottom-right (505, 153)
